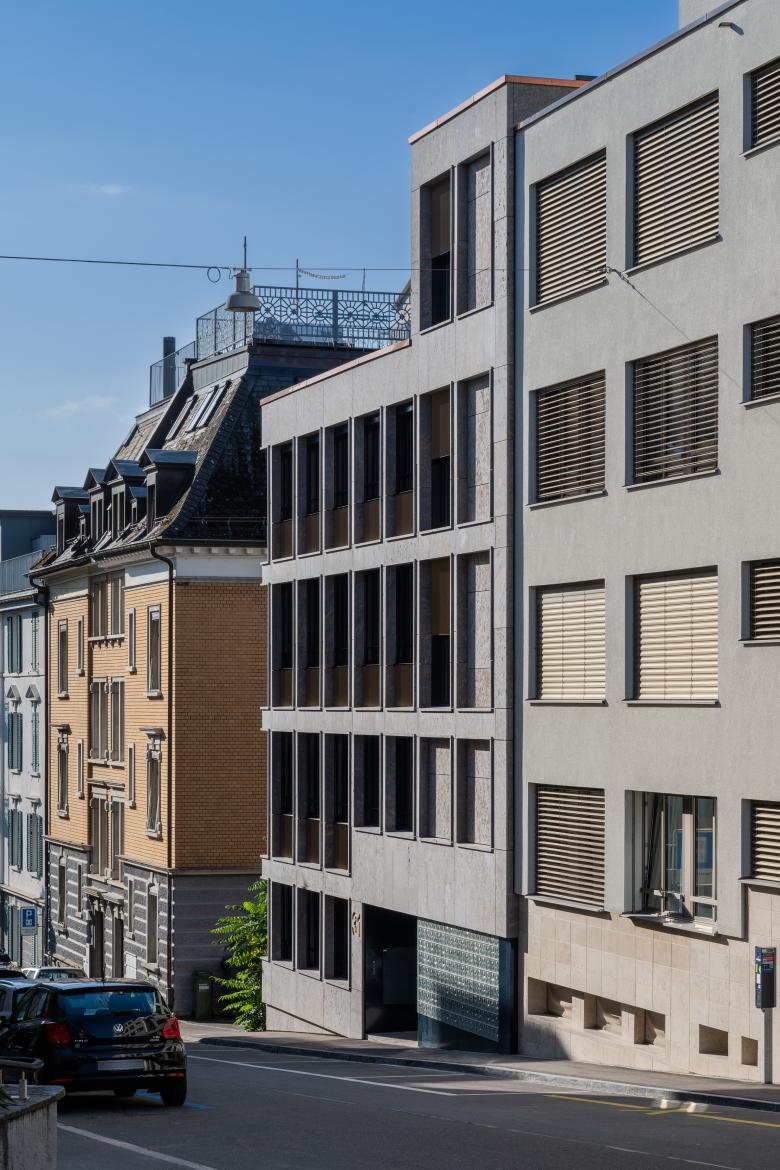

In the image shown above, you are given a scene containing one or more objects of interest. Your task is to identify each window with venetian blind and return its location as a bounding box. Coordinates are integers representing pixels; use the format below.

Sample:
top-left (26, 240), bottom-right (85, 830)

top-left (536, 582), bottom-right (606, 700)
top-left (632, 338), bottom-right (718, 483)
top-left (634, 570), bottom-right (718, 701)
top-left (750, 315), bottom-right (780, 402)
top-left (535, 373), bottom-right (605, 502)
top-left (535, 785), bottom-right (605, 907)
top-left (633, 94), bottom-right (718, 267)
top-left (749, 560), bottom-right (780, 640)
top-left (752, 802), bottom-right (780, 882)
top-left (751, 58), bottom-right (780, 150)
top-left (534, 151), bottom-right (606, 305)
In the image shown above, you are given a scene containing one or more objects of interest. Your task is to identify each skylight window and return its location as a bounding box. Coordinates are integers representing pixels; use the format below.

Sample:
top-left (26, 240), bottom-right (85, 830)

top-left (167, 398), bottom-right (194, 440)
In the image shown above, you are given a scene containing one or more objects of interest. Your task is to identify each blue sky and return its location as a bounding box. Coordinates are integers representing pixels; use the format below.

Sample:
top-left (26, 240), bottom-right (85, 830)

top-left (0, 0), bottom-right (677, 510)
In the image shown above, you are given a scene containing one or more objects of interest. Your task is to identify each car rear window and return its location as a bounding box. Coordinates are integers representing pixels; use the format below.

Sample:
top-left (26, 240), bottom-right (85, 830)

top-left (57, 990), bottom-right (158, 1019)
top-left (45, 970), bottom-right (84, 981)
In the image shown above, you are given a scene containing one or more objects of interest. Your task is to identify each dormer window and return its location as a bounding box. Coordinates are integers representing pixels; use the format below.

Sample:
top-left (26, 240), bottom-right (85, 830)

top-left (90, 495), bottom-right (105, 540)
top-left (111, 488), bottom-right (126, 539)
top-left (57, 509), bottom-right (65, 554)
top-left (147, 482), bottom-right (157, 531)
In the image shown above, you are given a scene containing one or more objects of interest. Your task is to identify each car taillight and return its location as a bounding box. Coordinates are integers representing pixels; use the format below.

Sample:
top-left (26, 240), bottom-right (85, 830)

top-left (162, 1015), bottom-right (181, 1039)
top-left (43, 1021), bottom-right (71, 1046)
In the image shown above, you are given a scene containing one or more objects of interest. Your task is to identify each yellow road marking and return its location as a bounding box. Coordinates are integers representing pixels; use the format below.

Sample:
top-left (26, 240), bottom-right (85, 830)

top-left (548, 1092), bottom-right (780, 1129)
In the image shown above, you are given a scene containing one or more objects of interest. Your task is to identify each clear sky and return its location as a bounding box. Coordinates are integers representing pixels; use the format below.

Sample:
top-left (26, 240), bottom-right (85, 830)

top-left (0, 0), bottom-right (678, 510)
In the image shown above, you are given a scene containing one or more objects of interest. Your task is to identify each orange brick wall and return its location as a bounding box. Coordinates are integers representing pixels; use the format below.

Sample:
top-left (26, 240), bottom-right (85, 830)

top-left (48, 590), bottom-right (90, 846)
top-left (172, 580), bottom-right (267, 869)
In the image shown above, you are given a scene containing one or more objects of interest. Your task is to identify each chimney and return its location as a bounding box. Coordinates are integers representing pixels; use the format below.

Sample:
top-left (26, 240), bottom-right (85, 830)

top-left (162, 336), bottom-right (176, 399)
top-left (679, 1), bottom-right (713, 27)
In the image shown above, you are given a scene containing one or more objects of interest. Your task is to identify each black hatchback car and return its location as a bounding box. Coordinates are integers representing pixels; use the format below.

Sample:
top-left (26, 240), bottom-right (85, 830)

top-left (0, 978), bottom-right (187, 1105)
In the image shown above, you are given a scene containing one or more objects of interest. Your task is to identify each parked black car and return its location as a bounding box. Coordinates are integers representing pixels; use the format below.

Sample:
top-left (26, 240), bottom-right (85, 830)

top-left (0, 979), bottom-right (187, 1105)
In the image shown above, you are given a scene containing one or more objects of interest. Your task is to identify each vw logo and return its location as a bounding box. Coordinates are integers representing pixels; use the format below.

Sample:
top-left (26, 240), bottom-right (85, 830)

top-left (112, 1022), bottom-right (125, 1035)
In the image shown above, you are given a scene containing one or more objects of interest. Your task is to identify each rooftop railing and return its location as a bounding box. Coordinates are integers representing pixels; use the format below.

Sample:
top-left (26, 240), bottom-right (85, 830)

top-left (196, 284), bottom-right (411, 361)
top-left (149, 341), bottom-right (197, 406)
top-left (0, 551), bottom-right (42, 597)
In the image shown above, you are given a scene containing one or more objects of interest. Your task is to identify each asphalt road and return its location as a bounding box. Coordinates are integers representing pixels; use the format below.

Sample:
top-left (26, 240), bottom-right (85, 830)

top-left (56, 1042), bottom-right (780, 1170)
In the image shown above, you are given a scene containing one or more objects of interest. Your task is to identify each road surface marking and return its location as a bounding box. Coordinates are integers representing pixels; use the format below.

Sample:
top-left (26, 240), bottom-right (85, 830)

top-left (547, 1094), bottom-right (651, 1111)
top-left (58, 1125), bottom-right (222, 1169)
top-left (188, 1053), bottom-right (457, 1095)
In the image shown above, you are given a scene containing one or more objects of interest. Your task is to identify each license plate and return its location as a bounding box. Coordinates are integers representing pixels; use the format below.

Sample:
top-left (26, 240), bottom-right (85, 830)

top-left (97, 1059), bottom-right (146, 1071)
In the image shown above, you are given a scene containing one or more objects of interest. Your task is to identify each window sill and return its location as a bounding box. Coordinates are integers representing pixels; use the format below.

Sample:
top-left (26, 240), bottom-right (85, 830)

top-left (76, 669), bottom-right (85, 678)
top-left (127, 666), bottom-right (137, 675)
top-left (625, 700), bottom-right (719, 707)
top-left (624, 233), bottom-right (722, 277)
top-left (528, 699), bottom-right (607, 707)
top-left (419, 836), bottom-right (452, 848)
top-left (419, 523), bottom-right (453, 537)
top-left (145, 690), bottom-right (163, 700)
top-left (57, 808), bottom-right (69, 819)
top-left (145, 829), bottom-right (162, 840)
top-left (140, 961), bottom-right (161, 976)
top-left (457, 840), bottom-right (493, 853)
top-left (386, 530), bottom-right (416, 542)
top-left (420, 706), bottom-right (454, 714)
top-left (529, 893), bottom-right (605, 914)
top-left (457, 300), bottom-right (494, 322)
top-left (457, 515), bottom-right (494, 530)
top-left (354, 825), bottom-right (382, 835)
top-left (741, 875), bottom-right (780, 891)
top-left (270, 854), bottom-right (295, 864)
top-left (529, 276), bottom-right (608, 313)
top-left (625, 468), bottom-right (719, 492)
top-left (622, 911), bottom-right (717, 937)
top-left (741, 638), bottom-right (780, 646)
top-left (419, 317), bottom-right (453, 336)
top-left (529, 490), bottom-right (607, 510)
top-left (742, 136), bottom-right (780, 161)
top-left (57, 692), bottom-right (69, 700)
top-left (297, 861), bottom-right (322, 871)
top-left (324, 866), bottom-right (351, 876)
top-left (743, 390), bottom-right (780, 410)
top-left (296, 967), bottom-right (322, 981)
top-left (355, 537), bottom-right (382, 548)
top-left (386, 831), bottom-right (416, 840)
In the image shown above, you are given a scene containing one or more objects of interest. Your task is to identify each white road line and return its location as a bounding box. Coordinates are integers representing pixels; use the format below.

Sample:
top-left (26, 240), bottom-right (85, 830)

top-left (57, 1124), bottom-right (223, 1170)
top-left (188, 1053), bottom-right (457, 1096)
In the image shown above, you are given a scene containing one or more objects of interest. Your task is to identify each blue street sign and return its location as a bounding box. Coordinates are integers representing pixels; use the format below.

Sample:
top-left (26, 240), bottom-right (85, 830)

top-left (20, 908), bottom-right (37, 931)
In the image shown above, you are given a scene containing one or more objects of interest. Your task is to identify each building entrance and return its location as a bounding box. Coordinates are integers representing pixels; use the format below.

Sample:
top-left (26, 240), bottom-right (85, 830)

top-left (363, 906), bottom-right (417, 1036)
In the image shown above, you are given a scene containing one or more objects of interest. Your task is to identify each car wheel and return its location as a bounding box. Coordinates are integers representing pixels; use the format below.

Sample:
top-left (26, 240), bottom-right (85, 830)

top-left (160, 1079), bottom-right (187, 1107)
top-left (114, 1087), bottom-right (136, 1098)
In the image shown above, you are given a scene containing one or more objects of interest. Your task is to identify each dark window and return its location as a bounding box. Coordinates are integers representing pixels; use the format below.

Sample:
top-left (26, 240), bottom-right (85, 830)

top-left (333, 425), bottom-right (349, 509)
top-left (431, 635), bottom-right (450, 707)
top-left (428, 176), bottom-right (451, 326)
top-left (57, 513), bottom-right (65, 554)
top-left (362, 737), bottom-right (380, 828)
top-left (363, 414), bottom-right (380, 500)
top-left (305, 435), bottom-right (320, 515)
top-left (279, 733), bottom-right (293, 815)
top-left (363, 570), bottom-right (380, 665)
top-left (305, 579), bottom-right (320, 668)
top-left (333, 575), bottom-right (349, 667)
top-left (395, 565), bottom-right (414, 664)
top-left (279, 444), bottom-right (293, 521)
top-left (330, 898), bottom-right (349, 981)
top-left (275, 884), bottom-right (293, 962)
top-left (535, 374), bottom-right (606, 502)
top-left (302, 735), bottom-right (320, 819)
top-left (633, 338), bottom-right (718, 483)
top-left (395, 403), bottom-right (414, 493)
top-left (333, 736), bottom-right (349, 823)
top-left (431, 456), bottom-right (450, 527)
top-left (146, 484), bottom-right (156, 531)
top-left (394, 738), bottom-right (414, 833)
top-left (303, 890), bottom-right (320, 970)
top-left (279, 583), bottom-right (293, 668)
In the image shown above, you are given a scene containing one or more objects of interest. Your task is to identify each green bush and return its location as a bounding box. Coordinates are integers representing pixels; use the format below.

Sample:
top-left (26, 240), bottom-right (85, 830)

top-left (211, 879), bottom-right (267, 1031)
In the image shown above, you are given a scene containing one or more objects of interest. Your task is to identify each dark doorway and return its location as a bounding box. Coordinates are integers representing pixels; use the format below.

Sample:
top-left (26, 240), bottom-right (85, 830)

top-left (363, 906), bottom-right (416, 1035)
top-left (112, 915), bottom-right (124, 977)
top-left (90, 908), bottom-right (105, 978)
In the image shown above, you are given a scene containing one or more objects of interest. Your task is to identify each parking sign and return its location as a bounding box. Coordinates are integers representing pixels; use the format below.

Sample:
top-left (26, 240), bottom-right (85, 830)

top-left (20, 908), bottom-right (37, 932)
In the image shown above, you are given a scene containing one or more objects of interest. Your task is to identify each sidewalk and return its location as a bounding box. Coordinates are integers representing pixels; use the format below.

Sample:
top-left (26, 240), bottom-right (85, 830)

top-left (181, 1019), bottom-right (780, 1114)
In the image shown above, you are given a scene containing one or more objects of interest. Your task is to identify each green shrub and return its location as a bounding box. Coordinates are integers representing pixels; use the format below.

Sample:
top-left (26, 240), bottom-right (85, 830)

top-left (211, 879), bottom-right (267, 1031)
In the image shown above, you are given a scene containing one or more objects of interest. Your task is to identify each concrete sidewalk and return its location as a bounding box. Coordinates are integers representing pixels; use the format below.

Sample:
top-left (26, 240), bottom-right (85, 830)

top-left (181, 1019), bottom-right (780, 1114)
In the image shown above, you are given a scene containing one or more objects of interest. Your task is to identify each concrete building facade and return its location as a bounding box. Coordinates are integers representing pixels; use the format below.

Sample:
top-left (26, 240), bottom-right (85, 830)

top-left (260, 75), bottom-right (580, 1050)
top-left (518, 0), bottom-right (780, 1080)
top-left (1, 515), bottom-right (55, 964)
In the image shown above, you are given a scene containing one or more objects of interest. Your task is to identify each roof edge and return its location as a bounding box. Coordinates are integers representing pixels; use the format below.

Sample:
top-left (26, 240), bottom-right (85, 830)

top-left (408, 74), bottom-right (584, 144)
top-left (515, 0), bottom-right (743, 134)
top-left (260, 339), bottom-right (412, 408)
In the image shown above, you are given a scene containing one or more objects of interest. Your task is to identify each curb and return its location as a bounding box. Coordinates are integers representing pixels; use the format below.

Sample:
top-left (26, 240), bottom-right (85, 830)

top-left (192, 1034), bottom-right (780, 1115)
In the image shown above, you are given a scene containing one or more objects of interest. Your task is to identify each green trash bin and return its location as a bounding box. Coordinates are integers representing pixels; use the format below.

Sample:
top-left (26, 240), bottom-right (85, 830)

top-left (192, 971), bottom-right (213, 1020)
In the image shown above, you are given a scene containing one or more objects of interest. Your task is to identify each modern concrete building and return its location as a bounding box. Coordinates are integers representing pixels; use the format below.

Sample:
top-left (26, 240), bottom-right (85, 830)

top-left (0, 512), bottom-right (55, 964)
top-left (518, 0), bottom-right (780, 1080)
top-left (36, 291), bottom-right (408, 1011)
top-left (260, 74), bottom-right (581, 1050)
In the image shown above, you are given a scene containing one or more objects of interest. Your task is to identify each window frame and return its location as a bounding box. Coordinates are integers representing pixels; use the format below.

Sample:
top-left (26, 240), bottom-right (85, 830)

top-left (147, 606), bottom-right (162, 695)
top-left (57, 619), bottom-right (68, 697)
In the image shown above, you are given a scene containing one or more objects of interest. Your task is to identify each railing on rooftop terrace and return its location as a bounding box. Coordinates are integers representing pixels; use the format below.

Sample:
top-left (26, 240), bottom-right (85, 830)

top-left (196, 285), bottom-right (411, 361)
top-left (0, 551), bottom-right (42, 597)
top-left (149, 341), bottom-right (197, 406)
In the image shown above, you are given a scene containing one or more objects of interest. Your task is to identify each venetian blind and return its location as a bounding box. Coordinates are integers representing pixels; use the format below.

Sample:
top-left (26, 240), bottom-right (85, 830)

top-left (635, 571), bottom-right (718, 700)
top-left (751, 315), bottom-right (780, 401)
top-left (633, 94), bottom-right (718, 266)
top-left (536, 374), bottom-right (605, 501)
top-left (535, 151), bottom-right (606, 305)
top-left (752, 802), bottom-right (780, 882)
top-left (535, 785), bottom-right (605, 907)
top-left (633, 338), bottom-right (718, 483)
top-left (752, 58), bottom-right (780, 150)
top-left (537, 583), bottom-right (606, 700)
top-left (750, 560), bottom-right (780, 640)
